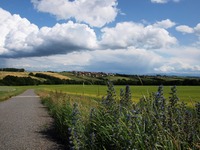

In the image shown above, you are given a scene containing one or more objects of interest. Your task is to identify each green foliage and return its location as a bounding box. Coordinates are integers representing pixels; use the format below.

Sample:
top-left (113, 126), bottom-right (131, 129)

top-left (41, 83), bottom-right (200, 150)
top-left (0, 68), bottom-right (25, 72)
top-left (2, 75), bottom-right (40, 86)
top-left (29, 72), bottom-right (34, 76)
top-left (34, 73), bottom-right (64, 84)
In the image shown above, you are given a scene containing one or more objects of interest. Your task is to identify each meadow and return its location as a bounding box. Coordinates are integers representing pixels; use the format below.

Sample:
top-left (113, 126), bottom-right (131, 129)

top-left (36, 85), bottom-right (200, 106)
top-left (0, 85), bottom-right (200, 105)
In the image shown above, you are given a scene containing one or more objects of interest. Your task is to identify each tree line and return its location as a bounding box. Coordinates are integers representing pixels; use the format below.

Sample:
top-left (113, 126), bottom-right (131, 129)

top-left (0, 68), bottom-right (25, 72)
top-left (0, 73), bottom-right (200, 86)
top-left (112, 78), bottom-right (200, 86)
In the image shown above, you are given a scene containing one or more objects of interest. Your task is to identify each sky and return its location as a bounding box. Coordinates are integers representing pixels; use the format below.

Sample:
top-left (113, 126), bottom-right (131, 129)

top-left (0, 0), bottom-right (200, 75)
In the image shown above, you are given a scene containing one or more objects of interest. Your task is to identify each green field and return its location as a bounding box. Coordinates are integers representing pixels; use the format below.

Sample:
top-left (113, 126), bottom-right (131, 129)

top-left (0, 85), bottom-right (200, 106)
top-left (35, 85), bottom-right (200, 105)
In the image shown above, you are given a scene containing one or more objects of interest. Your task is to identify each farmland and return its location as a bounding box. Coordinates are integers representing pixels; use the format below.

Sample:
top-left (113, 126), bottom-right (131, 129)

top-left (37, 85), bottom-right (200, 107)
top-left (1, 85), bottom-right (199, 106)
top-left (1, 70), bottom-right (200, 86)
top-left (0, 71), bottom-right (69, 80)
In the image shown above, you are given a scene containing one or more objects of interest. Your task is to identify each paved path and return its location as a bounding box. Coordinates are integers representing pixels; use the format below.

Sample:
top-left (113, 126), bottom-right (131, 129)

top-left (0, 89), bottom-right (65, 150)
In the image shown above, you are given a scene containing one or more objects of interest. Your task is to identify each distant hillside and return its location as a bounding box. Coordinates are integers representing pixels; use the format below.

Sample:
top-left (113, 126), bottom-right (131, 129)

top-left (60, 71), bottom-right (200, 86)
top-left (0, 70), bottom-right (200, 86)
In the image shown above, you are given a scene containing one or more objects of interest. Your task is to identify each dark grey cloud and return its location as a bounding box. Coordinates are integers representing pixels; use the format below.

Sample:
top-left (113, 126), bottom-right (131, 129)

top-left (0, 41), bottom-right (88, 58)
top-left (0, 59), bottom-right (7, 68)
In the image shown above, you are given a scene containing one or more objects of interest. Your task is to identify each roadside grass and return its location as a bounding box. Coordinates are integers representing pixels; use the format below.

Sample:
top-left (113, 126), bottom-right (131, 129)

top-left (36, 89), bottom-right (100, 118)
top-left (0, 86), bottom-right (32, 102)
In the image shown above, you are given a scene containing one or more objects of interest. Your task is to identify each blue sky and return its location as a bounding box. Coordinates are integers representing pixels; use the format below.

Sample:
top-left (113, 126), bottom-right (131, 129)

top-left (0, 0), bottom-right (200, 75)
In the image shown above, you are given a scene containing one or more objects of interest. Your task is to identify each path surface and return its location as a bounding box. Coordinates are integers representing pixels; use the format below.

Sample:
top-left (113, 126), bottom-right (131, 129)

top-left (0, 89), bottom-right (65, 150)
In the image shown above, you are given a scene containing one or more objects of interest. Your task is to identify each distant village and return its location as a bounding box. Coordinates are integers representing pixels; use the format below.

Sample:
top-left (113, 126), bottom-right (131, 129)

top-left (72, 71), bottom-right (115, 78)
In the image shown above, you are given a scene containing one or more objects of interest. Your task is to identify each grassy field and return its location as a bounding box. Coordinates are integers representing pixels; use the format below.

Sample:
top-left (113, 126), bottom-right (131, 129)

top-left (0, 85), bottom-right (199, 106)
top-left (35, 85), bottom-right (200, 106)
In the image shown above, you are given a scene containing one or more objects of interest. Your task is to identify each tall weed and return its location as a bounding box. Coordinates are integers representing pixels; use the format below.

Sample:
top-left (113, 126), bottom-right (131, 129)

top-left (41, 84), bottom-right (200, 150)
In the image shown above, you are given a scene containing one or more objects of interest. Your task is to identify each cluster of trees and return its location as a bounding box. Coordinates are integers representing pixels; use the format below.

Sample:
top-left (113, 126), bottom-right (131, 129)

top-left (113, 78), bottom-right (200, 85)
top-left (0, 75), bottom-right (40, 86)
top-left (0, 68), bottom-right (25, 72)
top-left (34, 73), bottom-right (65, 84)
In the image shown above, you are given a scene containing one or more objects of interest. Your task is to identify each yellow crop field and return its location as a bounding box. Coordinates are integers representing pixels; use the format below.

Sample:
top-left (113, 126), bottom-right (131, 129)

top-left (0, 71), bottom-right (29, 79)
top-left (0, 71), bottom-right (70, 80)
top-left (34, 72), bottom-right (70, 80)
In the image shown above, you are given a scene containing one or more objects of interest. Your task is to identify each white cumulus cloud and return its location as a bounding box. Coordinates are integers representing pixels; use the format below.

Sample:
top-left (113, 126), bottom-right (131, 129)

top-left (153, 19), bottom-right (176, 29)
top-left (0, 8), bottom-right (97, 58)
top-left (176, 23), bottom-right (200, 35)
top-left (176, 23), bottom-right (200, 46)
top-left (100, 21), bottom-right (177, 49)
top-left (194, 23), bottom-right (200, 36)
top-left (0, 8), bottom-right (39, 55)
top-left (0, 8), bottom-right (179, 58)
top-left (176, 25), bottom-right (194, 34)
top-left (31, 0), bottom-right (118, 27)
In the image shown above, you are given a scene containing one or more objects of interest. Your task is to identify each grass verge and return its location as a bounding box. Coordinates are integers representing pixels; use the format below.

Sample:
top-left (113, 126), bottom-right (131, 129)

top-left (0, 86), bottom-right (31, 102)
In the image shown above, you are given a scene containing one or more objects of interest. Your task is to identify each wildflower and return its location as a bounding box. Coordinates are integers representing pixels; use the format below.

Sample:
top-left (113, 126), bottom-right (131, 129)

top-left (169, 85), bottom-right (179, 107)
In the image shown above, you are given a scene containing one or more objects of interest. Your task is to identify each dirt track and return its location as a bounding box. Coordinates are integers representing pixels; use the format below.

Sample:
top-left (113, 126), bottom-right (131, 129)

top-left (0, 89), bottom-right (65, 150)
